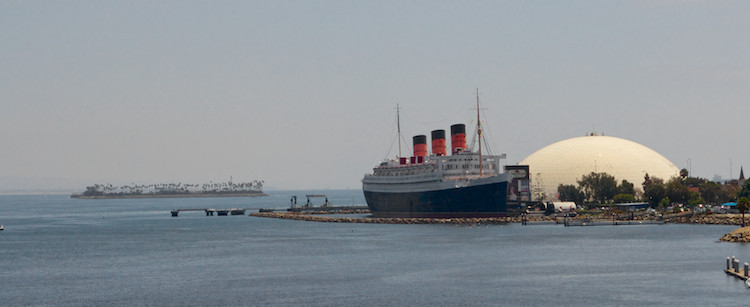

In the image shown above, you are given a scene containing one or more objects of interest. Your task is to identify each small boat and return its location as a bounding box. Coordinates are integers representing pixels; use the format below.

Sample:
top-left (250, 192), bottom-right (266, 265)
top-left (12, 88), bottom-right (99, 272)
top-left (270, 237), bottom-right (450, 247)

top-left (745, 278), bottom-right (750, 288)
top-left (0, 225), bottom-right (4, 231)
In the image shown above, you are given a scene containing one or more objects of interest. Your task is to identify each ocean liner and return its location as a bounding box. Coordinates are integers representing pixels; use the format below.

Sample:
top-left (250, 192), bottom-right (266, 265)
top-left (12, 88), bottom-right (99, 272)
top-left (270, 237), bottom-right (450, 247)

top-left (362, 95), bottom-right (528, 218)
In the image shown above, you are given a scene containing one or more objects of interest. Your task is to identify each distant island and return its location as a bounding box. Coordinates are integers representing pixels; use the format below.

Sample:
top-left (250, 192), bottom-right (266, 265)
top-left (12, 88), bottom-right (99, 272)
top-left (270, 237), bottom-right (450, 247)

top-left (71, 180), bottom-right (267, 199)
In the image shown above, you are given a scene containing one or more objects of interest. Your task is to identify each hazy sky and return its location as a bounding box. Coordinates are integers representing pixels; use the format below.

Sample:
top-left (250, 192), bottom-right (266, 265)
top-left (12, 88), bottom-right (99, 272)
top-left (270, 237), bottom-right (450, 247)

top-left (2, 1), bottom-right (749, 191)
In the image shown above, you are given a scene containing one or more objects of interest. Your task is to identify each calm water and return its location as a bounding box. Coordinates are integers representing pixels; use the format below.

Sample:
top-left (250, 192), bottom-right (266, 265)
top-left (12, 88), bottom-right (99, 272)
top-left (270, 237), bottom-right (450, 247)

top-left (2, 190), bottom-right (750, 306)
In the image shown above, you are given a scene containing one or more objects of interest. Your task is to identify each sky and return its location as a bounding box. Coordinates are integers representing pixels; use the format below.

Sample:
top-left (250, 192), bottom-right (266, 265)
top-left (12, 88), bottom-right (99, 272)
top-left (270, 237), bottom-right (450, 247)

top-left (2, 0), bottom-right (749, 192)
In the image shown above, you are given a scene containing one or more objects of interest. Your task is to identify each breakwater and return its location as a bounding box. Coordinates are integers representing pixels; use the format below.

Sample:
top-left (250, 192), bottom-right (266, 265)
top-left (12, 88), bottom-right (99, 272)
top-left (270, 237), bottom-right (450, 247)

top-left (720, 226), bottom-right (750, 243)
top-left (568, 212), bottom-right (750, 226)
top-left (288, 206), bottom-right (370, 215)
top-left (250, 211), bottom-right (557, 225)
top-left (662, 213), bottom-right (749, 225)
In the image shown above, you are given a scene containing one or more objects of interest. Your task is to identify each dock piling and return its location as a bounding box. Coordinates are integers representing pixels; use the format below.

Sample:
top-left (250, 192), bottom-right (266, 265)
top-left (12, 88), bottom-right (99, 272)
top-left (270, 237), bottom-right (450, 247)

top-left (737, 261), bottom-right (739, 272)
top-left (734, 258), bottom-right (740, 273)
top-left (725, 256), bottom-right (750, 284)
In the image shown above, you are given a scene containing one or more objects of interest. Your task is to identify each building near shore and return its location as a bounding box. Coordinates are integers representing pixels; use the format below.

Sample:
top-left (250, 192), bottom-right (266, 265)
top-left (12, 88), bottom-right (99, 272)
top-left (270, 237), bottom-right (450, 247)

top-left (520, 133), bottom-right (680, 201)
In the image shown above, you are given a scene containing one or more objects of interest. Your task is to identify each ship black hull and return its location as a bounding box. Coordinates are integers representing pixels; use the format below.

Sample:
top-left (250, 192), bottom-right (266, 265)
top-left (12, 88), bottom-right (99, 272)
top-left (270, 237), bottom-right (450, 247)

top-left (363, 181), bottom-right (508, 218)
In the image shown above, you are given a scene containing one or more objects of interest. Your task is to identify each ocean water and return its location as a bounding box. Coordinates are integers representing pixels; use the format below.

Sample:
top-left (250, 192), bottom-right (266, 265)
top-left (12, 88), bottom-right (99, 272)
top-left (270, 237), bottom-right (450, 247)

top-left (1, 191), bottom-right (750, 306)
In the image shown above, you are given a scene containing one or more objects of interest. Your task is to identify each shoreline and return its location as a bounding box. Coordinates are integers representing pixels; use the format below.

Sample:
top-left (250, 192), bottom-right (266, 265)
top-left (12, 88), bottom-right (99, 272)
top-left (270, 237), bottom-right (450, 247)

top-left (251, 211), bottom-right (750, 225)
top-left (661, 212), bottom-right (750, 225)
top-left (250, 211), bottom-right (555, 225)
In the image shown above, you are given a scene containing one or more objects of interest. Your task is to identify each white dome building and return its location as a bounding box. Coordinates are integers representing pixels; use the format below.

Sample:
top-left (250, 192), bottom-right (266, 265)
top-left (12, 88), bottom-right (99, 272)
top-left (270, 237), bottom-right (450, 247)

top-left (520, 134), bottom-right (680, 201)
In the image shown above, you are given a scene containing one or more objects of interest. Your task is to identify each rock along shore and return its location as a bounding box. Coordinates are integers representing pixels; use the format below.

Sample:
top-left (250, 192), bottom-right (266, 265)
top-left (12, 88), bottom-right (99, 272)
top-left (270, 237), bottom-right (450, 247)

top-left (720, 226), bottom-right (750, 243)
top-left (250, 211), bottom-right (557, 225)
top-left (661, 212), bottom-right (749, 226)
top-left (251, 211), bottom-right (749, 225)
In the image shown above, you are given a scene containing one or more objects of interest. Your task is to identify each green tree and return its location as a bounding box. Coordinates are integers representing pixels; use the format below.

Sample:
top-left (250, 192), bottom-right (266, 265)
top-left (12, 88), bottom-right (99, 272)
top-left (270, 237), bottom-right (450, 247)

top-left (737, 197), bottom-right (750, 227)
top-left (616, 179), bottom-right (635, 196)
top-left (665, 177), bottom-right (689, 204)
top-left (577, 172), bottom-right (618, 204)
top-left (680, 168), bottom-right (689, 179)
top-left (642, 173), bottom-right (652, 190)
top-left (557, 184), bottom-right (584, 205)
top-left (738, 180), bottom-right (750, 199)
top-left (699, 181), bottom-right (721, 205)
top-left (687, 191), bottom-right (704, 207)
top-left (83, 186), bottom-right (104, 196)
top-left (722, 184), bottom-right (742, 203)
top-left (658, 197), bottom-right (671, 210)
top-left (685, 176), bottom-right (706, 188)
top-left (643, 175), bottom-right (666, 207)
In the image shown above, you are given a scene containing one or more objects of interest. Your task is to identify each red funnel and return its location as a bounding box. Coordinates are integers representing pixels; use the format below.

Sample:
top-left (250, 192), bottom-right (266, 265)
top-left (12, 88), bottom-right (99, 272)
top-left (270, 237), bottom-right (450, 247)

top-left (413, 135), bottom-right (428, 158)
top-left (431, 130), bottom-right (446, 156)
top-left (450, 124), bottom-right (466, 154)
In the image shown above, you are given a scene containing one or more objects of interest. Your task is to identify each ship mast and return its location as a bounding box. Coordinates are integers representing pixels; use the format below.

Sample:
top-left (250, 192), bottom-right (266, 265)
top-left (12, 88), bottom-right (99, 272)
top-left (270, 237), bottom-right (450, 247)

top-left (476, 89), bottom-right (483, 176)
top-left (396, 104), bottom-right (402, 158)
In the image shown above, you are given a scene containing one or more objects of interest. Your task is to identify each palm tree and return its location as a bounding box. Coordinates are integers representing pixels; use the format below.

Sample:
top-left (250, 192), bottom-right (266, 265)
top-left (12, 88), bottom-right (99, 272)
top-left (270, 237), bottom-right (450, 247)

top-left (737, 197), bottom-right (750, 227)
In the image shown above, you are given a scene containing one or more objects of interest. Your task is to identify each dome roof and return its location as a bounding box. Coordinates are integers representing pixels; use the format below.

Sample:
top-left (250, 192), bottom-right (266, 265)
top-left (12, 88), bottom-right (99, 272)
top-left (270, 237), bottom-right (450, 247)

top-left (519, 135), bottom-right (680, 201)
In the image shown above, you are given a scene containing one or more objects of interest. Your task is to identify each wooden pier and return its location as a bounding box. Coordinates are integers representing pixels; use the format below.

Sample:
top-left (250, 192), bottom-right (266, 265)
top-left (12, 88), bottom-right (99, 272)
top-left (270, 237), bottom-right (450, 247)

top-left (170, 208), bottom-right (247, 217)
top-left (725, 256), bottom-right (750, 285)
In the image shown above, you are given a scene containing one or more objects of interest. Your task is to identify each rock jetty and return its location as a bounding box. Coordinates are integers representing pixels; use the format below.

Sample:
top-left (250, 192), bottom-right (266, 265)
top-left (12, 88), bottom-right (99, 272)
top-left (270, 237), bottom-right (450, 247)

top-left (250, 212), bottom-right (556, 225)
top-left (720, 226), bottom-right (750, 243)
top-left (661, 213), bottom-right (748, 225)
